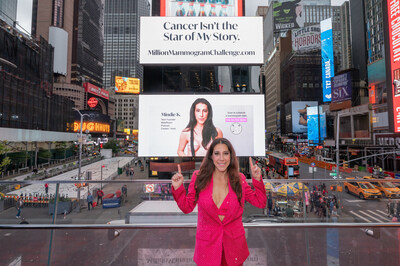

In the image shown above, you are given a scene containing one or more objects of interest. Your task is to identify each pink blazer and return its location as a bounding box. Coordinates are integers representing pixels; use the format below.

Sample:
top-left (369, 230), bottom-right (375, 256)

top-left (172, 171), bottom-right (266, 266)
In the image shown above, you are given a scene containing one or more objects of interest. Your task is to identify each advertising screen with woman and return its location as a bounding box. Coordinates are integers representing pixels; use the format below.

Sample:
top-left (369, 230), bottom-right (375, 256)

top-left (139, 94), bottom-right (265, 157)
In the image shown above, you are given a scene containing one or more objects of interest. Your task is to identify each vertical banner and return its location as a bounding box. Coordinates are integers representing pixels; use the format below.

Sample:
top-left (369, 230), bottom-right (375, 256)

top-left (321, 18), bottom-right (334, 102)
top-left (387, 0), bottom-right (400, 133)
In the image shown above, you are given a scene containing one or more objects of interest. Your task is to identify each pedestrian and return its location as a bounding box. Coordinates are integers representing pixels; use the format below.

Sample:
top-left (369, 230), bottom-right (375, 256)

top-left (121, 184), bottom-right (128, 203)
top-left (171, 138), bottom-right (266, 265)
top-left (97, 189), bottom-right (104, 205)
top-left (388, 199), bottom-right (395, 217)
top-left (267, 192), bottom-right (273, 216)
top-left (130, 168), bottom-right (134, 179)
top-left (45, 183), bottom-right (49, 194)
top-left (266, 166), bottom-right (270, 177)
top-left (125, 166), bottom-right (129, 176)
top-left (87, 192), bottom-right (93, 211)
top-left (331, 206), bottom-right (339, 223)
top-left (16, 197), bottom-right (24, 218)
top-left (305, 191), bottom-right (310, 213)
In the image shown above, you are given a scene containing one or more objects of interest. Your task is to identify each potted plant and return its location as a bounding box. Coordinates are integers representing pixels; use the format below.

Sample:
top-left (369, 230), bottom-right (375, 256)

top-left (48, 195), bottom-right (73, 215)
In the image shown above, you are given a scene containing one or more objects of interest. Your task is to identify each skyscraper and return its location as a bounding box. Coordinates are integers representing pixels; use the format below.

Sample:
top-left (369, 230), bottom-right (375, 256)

top-left (104, 0), bottom-right (150, 131)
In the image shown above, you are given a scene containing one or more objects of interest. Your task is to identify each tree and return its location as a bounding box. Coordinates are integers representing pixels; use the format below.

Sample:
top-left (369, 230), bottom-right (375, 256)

top-left (0, 141), bottom-right (11, 174)
top-left (103, 139), bottom-right (120, 154)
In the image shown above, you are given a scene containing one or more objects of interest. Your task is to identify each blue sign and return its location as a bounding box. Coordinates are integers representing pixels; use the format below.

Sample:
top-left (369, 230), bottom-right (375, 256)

top-left (311, 162), bottom-right (316, 167)
top-left (321, 18), bottom-right (335, 102)
top-left (307, 106), bottom-right (326, 145)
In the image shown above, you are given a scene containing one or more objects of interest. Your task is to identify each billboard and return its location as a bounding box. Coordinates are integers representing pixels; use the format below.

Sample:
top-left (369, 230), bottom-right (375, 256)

top-left (332, 72), bottom-right (352, 103)
top-left (290, 101), bottom-right (318, 133)
top-left (321, 18), bottom-right (334, 102)
top-left (307, 106), bottom-right (326, 145)
top-left (138, 95), bottom-right (265, 157)
top-left (386, 0), bottom-right (400, 133)
top-left (292, 25), bottom-right (320, 52)
top-left (161, 0), bottom-right (243, 17)
top-left (273, 0), bottom-right (304, 31)
top-left (73, 111), bottom-right (110, 134)
top-left (83, 82), bottom-right (109, 100)
top-left (139, 17), bottom-right (263, 65)
top-left (117, 119), bottom-right (125, 132)
top-left (115, 76), bottom-right (140, 94)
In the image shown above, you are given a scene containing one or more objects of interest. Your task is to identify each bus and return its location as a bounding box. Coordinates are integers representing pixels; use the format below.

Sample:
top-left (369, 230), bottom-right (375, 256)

top-left (268, 152), bottom-right (300, 178)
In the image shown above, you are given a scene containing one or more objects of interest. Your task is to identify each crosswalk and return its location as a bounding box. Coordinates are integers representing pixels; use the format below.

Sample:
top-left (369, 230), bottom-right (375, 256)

top-left (348, 209), bottom-right (392, 223)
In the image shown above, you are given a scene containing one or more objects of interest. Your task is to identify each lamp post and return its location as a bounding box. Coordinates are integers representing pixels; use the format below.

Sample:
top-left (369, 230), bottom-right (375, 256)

top-left (73, 108), bottom-right (90, 212)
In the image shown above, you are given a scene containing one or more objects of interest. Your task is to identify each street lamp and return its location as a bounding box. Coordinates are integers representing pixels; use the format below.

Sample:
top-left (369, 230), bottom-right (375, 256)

top-left (73, 108), bottom-right (90, 212)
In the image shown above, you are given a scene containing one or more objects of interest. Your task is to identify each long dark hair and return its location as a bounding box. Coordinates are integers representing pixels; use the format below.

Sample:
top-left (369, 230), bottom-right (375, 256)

top-left (185, 98), bottom-right (218, 155)
top-left (194, 138), bottom-right (242, 205)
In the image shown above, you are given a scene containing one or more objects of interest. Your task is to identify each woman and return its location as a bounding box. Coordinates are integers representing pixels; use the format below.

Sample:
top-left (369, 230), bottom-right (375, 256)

top-left (172, 138), bottom-right (266, 266)
top-left (177, 98), bottom-right (223, 157)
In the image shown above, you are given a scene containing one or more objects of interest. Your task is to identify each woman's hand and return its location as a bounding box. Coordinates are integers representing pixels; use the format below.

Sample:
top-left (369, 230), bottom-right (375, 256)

top-left (172, 164), bottom-right (184, 190)
top-left (249, 157), bottom-right (262, 181)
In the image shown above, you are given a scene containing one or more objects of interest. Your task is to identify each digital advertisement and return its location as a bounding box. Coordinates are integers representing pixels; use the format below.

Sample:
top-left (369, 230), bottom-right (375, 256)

top-left (273, 0), bottom-right (304, 31)
top-left (387, 0), bottom-right (400, 133)
top-left (290, 101), bottom-right (318, 134)
top-left (321, 18), bottom-right (334, 102)
top-left (292, 25), bottom-right (320, 52)
top-left (161, 0), bottom-right (243, 17)
top-left (115, 76), bottom-right (140, 94)
top-left (139, 17), bottom-right (263, 65)
top-left (307, 106), bottom-right (326, 145)
top-left (332, 72), bottom-right (352, 103)
top-left (138, 95), bottom-right (265, 157)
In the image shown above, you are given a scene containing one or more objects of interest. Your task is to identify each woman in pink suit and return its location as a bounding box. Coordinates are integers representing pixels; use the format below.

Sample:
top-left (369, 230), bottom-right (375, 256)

top-left (172, 138), bottom-right (266, 266)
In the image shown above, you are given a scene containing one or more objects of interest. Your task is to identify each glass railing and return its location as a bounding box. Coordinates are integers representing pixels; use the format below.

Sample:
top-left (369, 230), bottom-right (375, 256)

top-left (0, 156), bottom-right (399, 265)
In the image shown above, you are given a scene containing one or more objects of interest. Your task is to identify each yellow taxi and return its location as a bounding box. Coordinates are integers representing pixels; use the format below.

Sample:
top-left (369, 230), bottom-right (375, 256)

top-left (344, 178), bottom-right (381, 200)
top-left (362, 176), bottom-right (400, 198)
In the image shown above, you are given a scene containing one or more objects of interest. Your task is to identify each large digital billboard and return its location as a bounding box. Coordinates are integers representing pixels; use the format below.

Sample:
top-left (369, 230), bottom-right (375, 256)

top-left (115, 76), bottom-right (140, 94)
top-left (273, 0), bottom-right (304, 31)
top-left (332, 72), bottom-right (352, 103)
top-left (161, 0), bottom-right (243, 17)
top-left (138, 95), bottom-right (265, 157)
top-left (387, 0), bottom-right (400, 133)
top-left (292, 25), bottom-right (320, 52)
top-left (307, 106), bottom-right (326, 145)
top-left (290, 101), bottom-right (318, 133)
top-left (139, 17), bottom-right (263, 65)
top-left (321, 18), bottom-right (334, 102)
top-left (73, 111), bottom-right (110, 134)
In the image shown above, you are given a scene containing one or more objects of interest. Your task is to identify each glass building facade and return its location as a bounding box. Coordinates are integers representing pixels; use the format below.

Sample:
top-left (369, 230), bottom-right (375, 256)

top-left (0, 0), bottom-right (17, 27)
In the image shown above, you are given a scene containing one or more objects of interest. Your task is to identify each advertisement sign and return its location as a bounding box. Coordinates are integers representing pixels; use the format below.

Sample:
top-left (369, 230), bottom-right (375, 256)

top-left (73, 110), bottom-right (110, 133)
top-left (374, 133), bottom-right (400, 156)
top-left (292, 25), bottom-right (321, 52)
top-left (161, 0), bottom-right (243, 17)
top-left (83, 82), bottom-right (109, 100)
top-left (273, 0), bottom-right (304, 31)
top-left (139, 95), bottom-right (265, 157)
top-left (321, 18), bottom-right (334, 102)
top-left (117, 119), bottom-right (125, 132)
top-left (290, 101), bottom-right (318, 133)
top-left (386, 0), bottom-right (400, 132)
top-left (139, 17), bottom-right (263, 65)
top-left (307, 106), bottom-right (326, 145)
top-left (115, 76), bottom-right (140, 94)
top-left (87, 97), bottom-right (98, 108)
top-left (332, 72), bottom-right (352, 103)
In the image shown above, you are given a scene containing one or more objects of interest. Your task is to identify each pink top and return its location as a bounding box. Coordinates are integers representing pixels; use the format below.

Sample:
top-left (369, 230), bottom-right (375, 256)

top-left (172, 171), bottom-right (266, 265)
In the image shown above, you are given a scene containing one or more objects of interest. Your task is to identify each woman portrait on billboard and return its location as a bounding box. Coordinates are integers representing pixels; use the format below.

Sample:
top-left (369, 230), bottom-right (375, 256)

top-left (177, 98), bottom-right (223, 157)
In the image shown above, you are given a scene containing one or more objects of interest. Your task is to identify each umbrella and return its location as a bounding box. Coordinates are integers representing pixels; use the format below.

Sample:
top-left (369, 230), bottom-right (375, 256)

top-left (289, 182), bottom-right (309, 192)
top-left (275, 184), bottom-right (299, 197)
top-left (264, 182), bottom-right (276, 192)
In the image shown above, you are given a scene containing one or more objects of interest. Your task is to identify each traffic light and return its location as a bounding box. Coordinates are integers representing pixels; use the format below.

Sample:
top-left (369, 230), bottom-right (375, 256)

top-left (330, 185), bottom-right (336, 191)
top-left (100, 143), bottom-right (103, 149)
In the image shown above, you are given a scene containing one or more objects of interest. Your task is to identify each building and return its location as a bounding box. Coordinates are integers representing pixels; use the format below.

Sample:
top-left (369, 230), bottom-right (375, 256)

top-left (0, 0), bottom-right (17, 27)
top-left (32, 0), bottom-right (112, 138)
top-left (103, 0), bottom-right (150, 132)
top-left (340, 1), bottom-right (352, 72)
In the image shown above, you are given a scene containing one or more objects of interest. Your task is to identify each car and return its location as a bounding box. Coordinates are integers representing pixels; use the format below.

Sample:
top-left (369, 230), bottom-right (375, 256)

top-left (363, 176), bottom-right (400, 198)
top-left (344, 178), bottom-right (381, 200)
